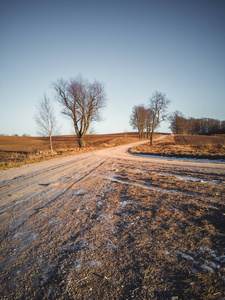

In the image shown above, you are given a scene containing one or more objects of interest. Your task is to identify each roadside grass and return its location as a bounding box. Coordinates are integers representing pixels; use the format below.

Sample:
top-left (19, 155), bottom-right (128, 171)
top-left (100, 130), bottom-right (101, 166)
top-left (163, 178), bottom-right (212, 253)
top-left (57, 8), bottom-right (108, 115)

top-left (130, 134), bottom-right (225, 160)
top-left (98, 164), bottom-right (225, 299)
top-left (62, 164), bottom-right (225, 299)
top-left (0, 133), bottom-right (143, 170)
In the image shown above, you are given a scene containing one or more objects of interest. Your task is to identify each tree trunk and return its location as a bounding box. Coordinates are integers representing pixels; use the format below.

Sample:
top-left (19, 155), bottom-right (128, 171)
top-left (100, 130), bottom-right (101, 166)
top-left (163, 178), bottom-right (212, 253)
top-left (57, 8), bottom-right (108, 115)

top-left (150, 129), bottom-right (154, 146)
top-left (78, 136), bottom-right (86, 148)
top-left (49, 135), bottom-right (53, 155)
top-left (150, 116), bottom-right (156, 146)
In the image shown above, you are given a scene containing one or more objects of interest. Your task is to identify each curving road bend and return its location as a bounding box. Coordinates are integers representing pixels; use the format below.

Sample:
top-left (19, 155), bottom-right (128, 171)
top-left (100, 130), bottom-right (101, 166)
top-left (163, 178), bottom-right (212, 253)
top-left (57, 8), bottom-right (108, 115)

top-left (0, 136), bottom-right (224, 212)
top-left (0, 136), bottom-right (224, 299)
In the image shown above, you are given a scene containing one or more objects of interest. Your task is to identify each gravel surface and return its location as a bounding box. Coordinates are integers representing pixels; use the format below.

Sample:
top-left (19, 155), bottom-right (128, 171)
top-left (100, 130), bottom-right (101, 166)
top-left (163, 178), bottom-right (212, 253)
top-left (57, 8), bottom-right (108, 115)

top-left (0, 137), bottom-right (224, 299)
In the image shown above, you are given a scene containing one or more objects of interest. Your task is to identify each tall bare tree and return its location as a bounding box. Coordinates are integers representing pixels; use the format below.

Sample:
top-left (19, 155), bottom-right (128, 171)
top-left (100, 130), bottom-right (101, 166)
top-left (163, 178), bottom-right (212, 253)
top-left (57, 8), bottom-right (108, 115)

top-left (169, 111), bottom-right (188, 134)
top-left (130, 105), bottom-right (147, 138)
top-left (130, 106), bottom-right (154, 139)
top-left (145, 108), bottom-right (154, 138)
top-left (35, 95), bottom-right (59, 154)
top-left (53, 76), bottom-right (106, 148)
top-left (149, 91), bottom-right (171, 145)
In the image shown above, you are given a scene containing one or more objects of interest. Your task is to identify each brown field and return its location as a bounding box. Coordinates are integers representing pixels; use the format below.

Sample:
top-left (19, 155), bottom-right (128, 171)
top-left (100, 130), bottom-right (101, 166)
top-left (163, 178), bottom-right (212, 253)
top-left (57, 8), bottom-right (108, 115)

top-left (130, 134), bottom-right (225, 160)
top-left (0, 133), bottom-right (142, 170)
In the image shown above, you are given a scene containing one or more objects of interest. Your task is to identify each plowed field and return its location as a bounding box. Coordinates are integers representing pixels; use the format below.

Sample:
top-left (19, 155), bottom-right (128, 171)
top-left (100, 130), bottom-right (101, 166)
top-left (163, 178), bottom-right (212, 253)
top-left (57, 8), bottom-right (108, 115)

top-left (0, 133), bottom-right (141, 169)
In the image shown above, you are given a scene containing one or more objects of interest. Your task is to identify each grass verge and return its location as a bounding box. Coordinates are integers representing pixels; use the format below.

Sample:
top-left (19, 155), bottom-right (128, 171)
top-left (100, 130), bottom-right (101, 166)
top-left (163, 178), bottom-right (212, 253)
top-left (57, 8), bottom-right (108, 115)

top-left (130, 134), bottom-right (225, 161)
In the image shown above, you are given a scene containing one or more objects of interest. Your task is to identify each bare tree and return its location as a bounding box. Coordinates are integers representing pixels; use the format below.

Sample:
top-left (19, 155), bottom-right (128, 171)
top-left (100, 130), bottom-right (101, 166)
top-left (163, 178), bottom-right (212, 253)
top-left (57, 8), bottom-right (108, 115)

top-left (35, 95), bottom-right (59, 154)
top-left (145, 108), bottom-right (154, 138)
top-left (53, 76), bottom-right (106, 148)
top-left (186, 117), bottom-right (224, 135)
top-left (130, 105), bottom-right (147, 139)
top-left (149, 91), bottom-right (171, 145)
top-left (169, 111), bottom-right (188, 134)
top-left (130, 106), bottom-right (154, 139)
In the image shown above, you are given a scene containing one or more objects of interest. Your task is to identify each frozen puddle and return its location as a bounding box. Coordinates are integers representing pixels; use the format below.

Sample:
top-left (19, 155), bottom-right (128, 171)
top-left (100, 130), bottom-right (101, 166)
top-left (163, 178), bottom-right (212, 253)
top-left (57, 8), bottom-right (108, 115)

top-left (74, 259), bottom-right (82, 271)
top-left (104, 175), bottom-right (185, 195)
top-left (89, 260), bottom-right (101, 267)
top-left (119, 197), bottom-right (141, 207)
top-left (9, 211), bottom-right (32, 231)
top-left (13, 231), bottom-right (38, 242)
top-left (130, 152), bottom-right (225, 164)
top-left (12, 230), bottom-right (38, 252)
top-left (175, 250), bottom-right (195, 262)
top-left (151, 172), bottom-right (223, 185)
top-left (73, 259), bottom-right (102, 271)
top-left (132, 169), bottom-right (149, 174)
top-left (99, 213), bottom-right (112, 223)
top-left (119, 200), bottom-right (133, 207)
top-left (175, 248), bottom-right (224, 274)
top-left (198, 246), bottom-right (225, 264)
top-left (104, 238), bottom-right (117, 251)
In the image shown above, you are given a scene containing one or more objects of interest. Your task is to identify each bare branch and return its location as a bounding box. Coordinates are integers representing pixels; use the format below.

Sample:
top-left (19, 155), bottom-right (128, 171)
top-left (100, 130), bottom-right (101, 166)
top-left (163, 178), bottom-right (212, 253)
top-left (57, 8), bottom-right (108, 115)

top-left (130, 105), bottom-right (153, 139)
top-left (149, 91), bottom-right (171, 145)
top-left (53, 75), bottom-right (106, 147)
top-left (34, 94), bottom-right (60, 154)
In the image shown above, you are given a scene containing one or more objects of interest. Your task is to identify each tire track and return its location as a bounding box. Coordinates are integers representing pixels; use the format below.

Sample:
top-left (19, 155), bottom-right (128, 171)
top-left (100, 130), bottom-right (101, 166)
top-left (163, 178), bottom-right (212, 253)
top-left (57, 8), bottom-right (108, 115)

top-left (0, 155), bottom-right (106, 215)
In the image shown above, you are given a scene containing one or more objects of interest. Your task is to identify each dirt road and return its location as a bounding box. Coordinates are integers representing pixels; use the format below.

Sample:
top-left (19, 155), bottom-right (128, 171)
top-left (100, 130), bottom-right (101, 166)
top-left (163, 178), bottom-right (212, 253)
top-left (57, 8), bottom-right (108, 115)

top-left (0, 138), bottom-right (225, 299)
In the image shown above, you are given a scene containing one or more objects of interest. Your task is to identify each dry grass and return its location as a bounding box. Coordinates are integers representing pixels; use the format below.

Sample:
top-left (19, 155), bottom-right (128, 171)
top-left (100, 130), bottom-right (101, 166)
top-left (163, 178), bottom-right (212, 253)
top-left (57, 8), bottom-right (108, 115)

top-left (0, 133), bottom-right (141, 170)
top-left (130, 134), bottom-right (225, 160)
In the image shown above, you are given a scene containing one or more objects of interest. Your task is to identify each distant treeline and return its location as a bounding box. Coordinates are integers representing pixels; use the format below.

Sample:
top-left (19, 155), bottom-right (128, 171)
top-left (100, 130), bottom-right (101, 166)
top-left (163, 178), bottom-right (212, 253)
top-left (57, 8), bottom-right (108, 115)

top-left (170, 111), bottom-right (225, 135)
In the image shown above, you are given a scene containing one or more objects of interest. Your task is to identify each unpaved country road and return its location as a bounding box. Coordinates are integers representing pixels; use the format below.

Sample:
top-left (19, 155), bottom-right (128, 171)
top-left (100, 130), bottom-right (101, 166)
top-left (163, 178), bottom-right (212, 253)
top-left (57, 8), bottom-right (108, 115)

top-left (0, 137), bottom-right (225, 299)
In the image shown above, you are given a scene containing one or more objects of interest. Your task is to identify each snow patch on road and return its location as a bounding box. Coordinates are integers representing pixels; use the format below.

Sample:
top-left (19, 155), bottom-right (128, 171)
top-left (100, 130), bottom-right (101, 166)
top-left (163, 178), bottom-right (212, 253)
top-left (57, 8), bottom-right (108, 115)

top-left (152, 172), bottom-right (224, 185)
top-left (104, 175), bottom-right (185, 195)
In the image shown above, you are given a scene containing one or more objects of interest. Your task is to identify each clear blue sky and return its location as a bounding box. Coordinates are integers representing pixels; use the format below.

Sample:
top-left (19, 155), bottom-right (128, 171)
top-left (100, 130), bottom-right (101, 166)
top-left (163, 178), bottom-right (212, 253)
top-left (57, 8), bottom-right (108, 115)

top-left (1, 0), bottom-right (225, 136)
